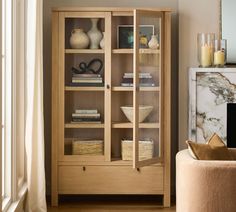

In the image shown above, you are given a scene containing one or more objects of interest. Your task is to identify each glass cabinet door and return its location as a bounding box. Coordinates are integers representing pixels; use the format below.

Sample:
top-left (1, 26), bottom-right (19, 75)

top-left (58, 12), bottom-right (111, 162)
top-left (133, 10), bottom-right (164, 168)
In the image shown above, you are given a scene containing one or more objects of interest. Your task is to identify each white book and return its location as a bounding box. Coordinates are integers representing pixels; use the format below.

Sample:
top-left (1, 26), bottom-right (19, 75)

top-left (124, 73), bottom-right (152, 78)
top-left (123, 75), bottom-right (152, 79)
top-left (124, 73), bottom-right (151, 76)
top-left (75, 109), bottom-right (98, 114)
top-left (72, 113), bottom-right (100, 117)
top-left (72, 79), bottom-right (103, 83)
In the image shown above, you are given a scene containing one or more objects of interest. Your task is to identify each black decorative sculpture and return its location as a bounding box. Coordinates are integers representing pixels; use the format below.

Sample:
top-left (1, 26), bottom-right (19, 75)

top-left (71, 58), bottom-right (103, 74)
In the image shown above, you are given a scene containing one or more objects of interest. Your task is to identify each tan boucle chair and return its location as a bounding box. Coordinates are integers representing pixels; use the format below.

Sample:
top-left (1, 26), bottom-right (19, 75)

top-left (176, 149), bottom-right (236, 212)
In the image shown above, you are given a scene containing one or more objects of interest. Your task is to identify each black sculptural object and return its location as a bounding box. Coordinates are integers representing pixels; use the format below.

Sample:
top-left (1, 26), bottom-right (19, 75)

top-left (71, 58), bottom-right (103, 75)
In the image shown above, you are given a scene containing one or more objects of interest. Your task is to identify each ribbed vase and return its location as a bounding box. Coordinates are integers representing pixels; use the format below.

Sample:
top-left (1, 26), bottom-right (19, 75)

top-left (87, 18), bottom-right (102, 49)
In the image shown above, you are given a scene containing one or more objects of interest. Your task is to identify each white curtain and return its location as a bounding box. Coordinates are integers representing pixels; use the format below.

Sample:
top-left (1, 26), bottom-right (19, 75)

top-left (25, 0), bottom-right (47, 211)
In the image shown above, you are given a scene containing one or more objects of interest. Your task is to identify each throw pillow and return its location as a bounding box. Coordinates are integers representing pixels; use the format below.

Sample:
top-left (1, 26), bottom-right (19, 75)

top-left (186, 133), bottom-right (233, 160)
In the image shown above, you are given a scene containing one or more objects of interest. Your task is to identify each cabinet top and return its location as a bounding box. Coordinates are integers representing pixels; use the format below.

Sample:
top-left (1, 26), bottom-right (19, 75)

top-left (52, 7), bottom-right (172, 12)
top-left (189, 67), bottom-right (236, 72)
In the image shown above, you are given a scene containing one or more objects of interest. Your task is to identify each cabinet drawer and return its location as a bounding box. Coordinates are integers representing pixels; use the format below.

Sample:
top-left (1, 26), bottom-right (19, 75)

top-left (58, 165), bottom-right (164, 194)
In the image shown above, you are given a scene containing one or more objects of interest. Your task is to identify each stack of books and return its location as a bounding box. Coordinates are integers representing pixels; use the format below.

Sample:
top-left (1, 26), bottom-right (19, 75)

top-left (121, 72), bottom-right (155, 87)
top-left (71, 74), bottom-right (103, 87)
top-left (71, 109), bottom-right (101, 123)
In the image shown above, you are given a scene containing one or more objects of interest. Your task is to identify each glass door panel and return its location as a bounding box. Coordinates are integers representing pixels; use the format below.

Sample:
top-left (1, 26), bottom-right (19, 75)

top-left (133, 10), bottom-right (163, 168)
top-left (59, 12), bottom-right (110, 161)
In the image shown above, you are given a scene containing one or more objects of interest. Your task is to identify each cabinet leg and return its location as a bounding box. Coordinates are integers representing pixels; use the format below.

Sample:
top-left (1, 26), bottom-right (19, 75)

top-left (51, 192), bottom-right (58, 206)
top-left (163, 194), bottom-right (171, 207)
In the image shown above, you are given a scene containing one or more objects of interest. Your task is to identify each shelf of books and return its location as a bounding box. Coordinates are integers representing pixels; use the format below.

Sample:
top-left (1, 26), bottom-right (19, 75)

top-left (70, 109), bottom-right (102, 124)
top-left (69, 73), bottom-right (104, 87)
top-left (119, 72), bottom-right (157, 87)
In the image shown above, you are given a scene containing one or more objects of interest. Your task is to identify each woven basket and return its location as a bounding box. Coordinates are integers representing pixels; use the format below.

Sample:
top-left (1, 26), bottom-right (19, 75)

top-left (121, 139), bottom-right (154, 161)
top-left (72, 140), bottom-right (104, 155)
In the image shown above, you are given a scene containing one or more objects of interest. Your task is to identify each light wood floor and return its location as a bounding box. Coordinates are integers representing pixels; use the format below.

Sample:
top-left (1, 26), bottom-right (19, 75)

top-left (48, 205), bottom-right (176, 212)
top-left (47, 196), bottom-right (176, 212)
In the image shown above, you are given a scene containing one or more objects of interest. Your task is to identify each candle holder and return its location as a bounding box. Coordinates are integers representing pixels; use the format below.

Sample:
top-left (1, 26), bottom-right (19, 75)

top-left (214, 39), bottom-right (227, 67)
top-left (197, 33), bottom-right (215, 67)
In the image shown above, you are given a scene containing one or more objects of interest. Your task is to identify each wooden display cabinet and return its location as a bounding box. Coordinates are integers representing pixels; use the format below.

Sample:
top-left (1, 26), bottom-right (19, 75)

top-left (52, 7), bottom-right (171, 207)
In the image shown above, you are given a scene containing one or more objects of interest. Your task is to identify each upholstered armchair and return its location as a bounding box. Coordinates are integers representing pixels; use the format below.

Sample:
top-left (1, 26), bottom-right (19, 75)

top-left (176, 149), bottom-right (236, 212)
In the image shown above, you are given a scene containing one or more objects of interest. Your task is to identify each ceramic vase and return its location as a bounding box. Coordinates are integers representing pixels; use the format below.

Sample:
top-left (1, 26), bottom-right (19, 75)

top-left (148, 35), bottom-right (159, 49)
top-left (100, 32), bottom-right (105, 49)
top-left (87, 18), bottom-right (102, 49)
top-left (70, 28), bottom-right (89, 49)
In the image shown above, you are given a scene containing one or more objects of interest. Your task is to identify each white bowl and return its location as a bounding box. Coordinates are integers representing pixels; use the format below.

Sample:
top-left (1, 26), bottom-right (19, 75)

top-left (120, 105), bottom-right (153, 123)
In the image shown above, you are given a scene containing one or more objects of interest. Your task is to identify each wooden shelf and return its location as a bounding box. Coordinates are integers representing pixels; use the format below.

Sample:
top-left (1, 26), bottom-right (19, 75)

top-left (65, 86), bottom-right (105, 91)
top-left (66, 122), bottom-right (159, 128)
top-left (65, 123), bottom-right (104, 128)
top-left (112, 86), bottom-right (160, 92)
top-left (112, 122), bottom-right (160, 128)
top-left (65, 49), bottom-right (104, 54)
top-left (112, 48), bottom-right (160, 54)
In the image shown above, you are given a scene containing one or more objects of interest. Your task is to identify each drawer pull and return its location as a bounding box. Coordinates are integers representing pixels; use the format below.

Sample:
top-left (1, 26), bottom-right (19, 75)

top-left (83, 166), bottom-right (86, 171)
top-left (137, 168), bottom-right (140, 172)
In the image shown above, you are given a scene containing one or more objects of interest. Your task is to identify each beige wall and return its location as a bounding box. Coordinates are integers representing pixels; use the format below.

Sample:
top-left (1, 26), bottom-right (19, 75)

top-left (43, 0), bottom-right (178, 194)
top-left (178, 0), bottom-right (220, 149)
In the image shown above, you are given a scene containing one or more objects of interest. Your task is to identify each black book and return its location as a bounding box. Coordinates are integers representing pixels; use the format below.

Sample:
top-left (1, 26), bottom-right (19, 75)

top-left (122, 78), bottom-right (155, 84)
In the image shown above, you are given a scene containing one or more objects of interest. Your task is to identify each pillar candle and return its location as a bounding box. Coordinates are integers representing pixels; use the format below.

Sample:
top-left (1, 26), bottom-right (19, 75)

top-left (214, 50), bottom-right (225, 66)
top-left (201, 44), bottom-right (212, 67)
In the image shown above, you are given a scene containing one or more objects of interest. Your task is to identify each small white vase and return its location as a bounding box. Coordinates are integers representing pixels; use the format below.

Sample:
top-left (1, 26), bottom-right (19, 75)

top-left (148, 35), bottom-right (159, 49)
top-left (87, 18), bottom-right (103, 49)
top-left (70, 28), bottom-right (89, 49)
top-left (100, 32), bottom-right (105, 49)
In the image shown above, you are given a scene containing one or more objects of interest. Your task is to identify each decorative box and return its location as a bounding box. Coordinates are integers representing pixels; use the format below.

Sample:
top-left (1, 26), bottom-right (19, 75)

top-left (121, 139), bottom-right (154, 161)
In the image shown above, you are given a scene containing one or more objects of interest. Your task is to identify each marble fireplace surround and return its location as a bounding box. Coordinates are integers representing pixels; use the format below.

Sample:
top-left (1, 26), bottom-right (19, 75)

top-left (189, 68), bottom-right (236, 144)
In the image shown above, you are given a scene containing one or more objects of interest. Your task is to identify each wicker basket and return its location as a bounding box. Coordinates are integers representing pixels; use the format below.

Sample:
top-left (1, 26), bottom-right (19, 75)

top-left (121, 139), bottom-right (154, 161)
top-left (72, 140), bottom-right (104, 155)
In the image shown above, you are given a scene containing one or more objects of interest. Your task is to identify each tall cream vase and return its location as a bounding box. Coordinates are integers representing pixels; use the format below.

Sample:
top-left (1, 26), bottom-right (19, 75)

top-left (87, 18), bottom-right (103, 49)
